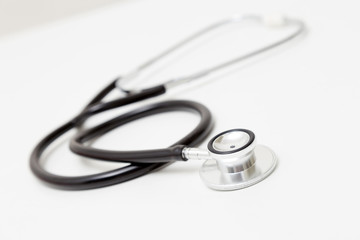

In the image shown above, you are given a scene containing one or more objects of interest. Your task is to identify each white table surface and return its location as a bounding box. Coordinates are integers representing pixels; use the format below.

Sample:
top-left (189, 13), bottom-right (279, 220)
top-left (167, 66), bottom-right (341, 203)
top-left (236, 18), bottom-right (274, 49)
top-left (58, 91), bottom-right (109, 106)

top-left (1, 0), bottom-right (359, 239)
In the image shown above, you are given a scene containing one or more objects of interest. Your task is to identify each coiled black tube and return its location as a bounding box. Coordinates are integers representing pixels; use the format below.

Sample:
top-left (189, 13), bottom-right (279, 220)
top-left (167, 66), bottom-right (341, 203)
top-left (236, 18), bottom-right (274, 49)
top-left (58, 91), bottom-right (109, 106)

top-left (29, 78), bottom-right (213, 190)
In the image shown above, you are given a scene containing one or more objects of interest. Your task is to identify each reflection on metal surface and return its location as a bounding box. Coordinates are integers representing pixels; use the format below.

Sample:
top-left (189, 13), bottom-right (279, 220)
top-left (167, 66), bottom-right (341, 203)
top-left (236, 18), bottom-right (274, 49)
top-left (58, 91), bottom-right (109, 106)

top-left (200, 145), bottom-right (277, 191)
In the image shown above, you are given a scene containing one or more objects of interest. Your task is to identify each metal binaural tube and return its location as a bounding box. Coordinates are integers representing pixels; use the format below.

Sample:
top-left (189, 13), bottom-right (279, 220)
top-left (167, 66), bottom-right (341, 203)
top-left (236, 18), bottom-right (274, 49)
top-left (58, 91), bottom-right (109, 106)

top-left (116, 14), bottom-right (306, 92)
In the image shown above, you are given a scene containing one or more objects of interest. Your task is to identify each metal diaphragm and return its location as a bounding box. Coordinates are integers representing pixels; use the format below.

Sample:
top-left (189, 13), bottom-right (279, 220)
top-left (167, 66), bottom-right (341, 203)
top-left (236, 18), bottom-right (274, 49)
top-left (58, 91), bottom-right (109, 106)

top-left (200, 129), bottom-right (277, 191)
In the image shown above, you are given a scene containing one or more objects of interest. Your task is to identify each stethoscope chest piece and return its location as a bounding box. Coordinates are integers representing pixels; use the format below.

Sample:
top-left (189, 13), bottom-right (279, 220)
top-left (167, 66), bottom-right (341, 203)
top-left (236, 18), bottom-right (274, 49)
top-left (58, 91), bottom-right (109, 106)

top-left (199, 129), bottom-right (277, 191)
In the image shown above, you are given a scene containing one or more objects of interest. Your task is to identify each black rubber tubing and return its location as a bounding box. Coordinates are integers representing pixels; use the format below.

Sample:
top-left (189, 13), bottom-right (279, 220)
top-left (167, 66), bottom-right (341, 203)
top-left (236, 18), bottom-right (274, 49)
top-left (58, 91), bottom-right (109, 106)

top-left (70, 100), bottom-right (212, 163)
top-left (29, 78), bottom-right (213, 190)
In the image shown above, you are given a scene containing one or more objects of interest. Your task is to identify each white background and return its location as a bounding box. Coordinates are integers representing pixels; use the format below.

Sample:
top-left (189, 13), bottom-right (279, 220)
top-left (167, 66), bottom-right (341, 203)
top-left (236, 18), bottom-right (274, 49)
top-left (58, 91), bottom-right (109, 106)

top-left (0, 0), bottom-right (122, 36)
top-left (1, 0), bottom-right (360, 239)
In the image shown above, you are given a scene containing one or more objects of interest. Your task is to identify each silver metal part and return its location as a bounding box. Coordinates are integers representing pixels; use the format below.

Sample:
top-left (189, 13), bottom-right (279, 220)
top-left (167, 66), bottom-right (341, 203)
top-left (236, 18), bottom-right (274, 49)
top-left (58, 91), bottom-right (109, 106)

top-left (200, 145), bottom-right (277, 191)
top-left (183, 128), bottom-right (277, 190)
top-left (116, 14), bottom-right (305, 92)
top-left (212, 130), bottom-right (251, 152)
top-left (182, 147), bottom-right (212, 161)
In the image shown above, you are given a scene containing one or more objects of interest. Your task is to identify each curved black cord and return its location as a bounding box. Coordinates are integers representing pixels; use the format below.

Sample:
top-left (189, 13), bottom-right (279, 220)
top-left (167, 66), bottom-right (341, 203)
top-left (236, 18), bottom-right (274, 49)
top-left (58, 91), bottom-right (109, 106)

top-left (70, 100), bottom-right (212, 163)
top-left (29, 78), bottom-right (213, 190)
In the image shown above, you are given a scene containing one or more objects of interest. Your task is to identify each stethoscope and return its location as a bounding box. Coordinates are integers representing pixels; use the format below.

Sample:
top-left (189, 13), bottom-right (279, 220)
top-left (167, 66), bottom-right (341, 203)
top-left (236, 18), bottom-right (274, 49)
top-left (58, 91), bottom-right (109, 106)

top-left (30, 14), bottom-right (305, 190)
